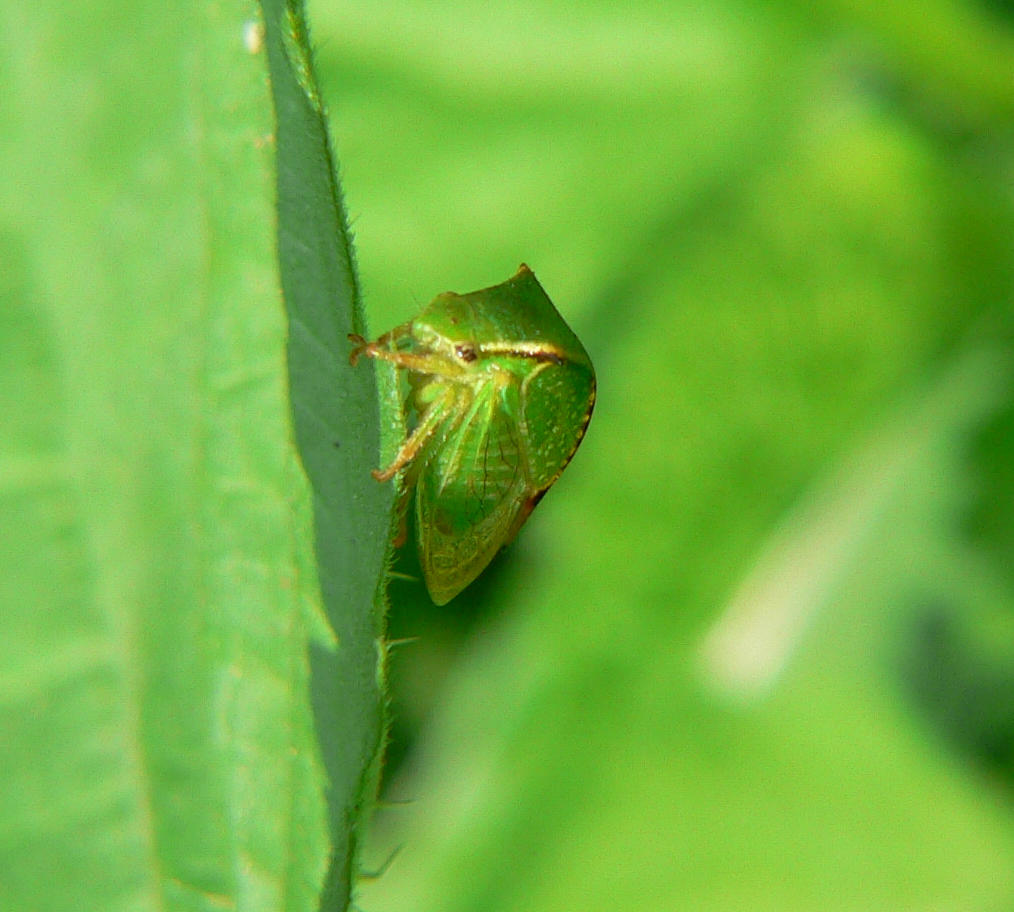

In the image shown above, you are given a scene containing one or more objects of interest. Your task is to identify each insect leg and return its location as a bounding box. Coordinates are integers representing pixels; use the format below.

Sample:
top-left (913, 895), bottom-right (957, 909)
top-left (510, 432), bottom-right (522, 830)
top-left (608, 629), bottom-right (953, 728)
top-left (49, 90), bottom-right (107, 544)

top-left (372, 384), bottom-right (458, 482)
top-left (353, 344), bottom-right (464, 377)
top-left (347, 322), bottom-right (412, 366)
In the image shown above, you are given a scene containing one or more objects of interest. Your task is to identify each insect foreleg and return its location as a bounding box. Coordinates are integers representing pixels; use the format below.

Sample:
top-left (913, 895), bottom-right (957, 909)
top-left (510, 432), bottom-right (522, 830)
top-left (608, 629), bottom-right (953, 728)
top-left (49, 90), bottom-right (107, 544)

top-left (372, 385), bottom-right (458, 482)
top-left (347, 323), bottom-right (412, 366)
top-left (349, 333), bottom-right (465, 378)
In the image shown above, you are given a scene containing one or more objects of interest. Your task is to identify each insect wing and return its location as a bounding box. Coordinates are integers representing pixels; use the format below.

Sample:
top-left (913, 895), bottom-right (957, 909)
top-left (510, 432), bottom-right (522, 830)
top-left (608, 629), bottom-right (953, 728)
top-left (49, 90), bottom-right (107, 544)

top-left (415, 380), bottom-right (528, 605)
top-left (520, 359), bottom-right (595, 491)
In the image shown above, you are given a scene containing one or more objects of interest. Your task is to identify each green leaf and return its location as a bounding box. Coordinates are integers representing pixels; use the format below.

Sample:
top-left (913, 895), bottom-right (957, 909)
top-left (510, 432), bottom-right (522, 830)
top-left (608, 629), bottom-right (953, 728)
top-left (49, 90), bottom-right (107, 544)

top-left (259, 0), bottom-right (397, 908)
top-left (0, 0), bottom-right (384, 909)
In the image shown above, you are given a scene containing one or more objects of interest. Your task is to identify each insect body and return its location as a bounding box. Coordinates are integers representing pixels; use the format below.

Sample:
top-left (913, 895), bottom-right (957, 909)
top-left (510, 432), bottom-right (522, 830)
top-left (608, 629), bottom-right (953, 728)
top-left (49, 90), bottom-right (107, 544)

top-left (349, 265), bottom-right (595, 604)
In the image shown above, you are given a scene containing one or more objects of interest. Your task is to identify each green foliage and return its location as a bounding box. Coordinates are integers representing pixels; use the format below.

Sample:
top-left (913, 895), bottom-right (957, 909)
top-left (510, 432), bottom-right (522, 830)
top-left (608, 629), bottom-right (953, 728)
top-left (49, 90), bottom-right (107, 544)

top-left (259, 0), bottom-right (396, 905)
top-left (1, 1), bottom-right (390, 911)
top-left (3, 0), bottom-right (1013, 909)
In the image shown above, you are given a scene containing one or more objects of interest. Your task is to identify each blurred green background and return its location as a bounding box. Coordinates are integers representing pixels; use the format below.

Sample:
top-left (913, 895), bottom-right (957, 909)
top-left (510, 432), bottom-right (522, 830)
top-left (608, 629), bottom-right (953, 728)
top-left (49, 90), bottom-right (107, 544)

top-left (312, 0), bottom-right (1014, 910)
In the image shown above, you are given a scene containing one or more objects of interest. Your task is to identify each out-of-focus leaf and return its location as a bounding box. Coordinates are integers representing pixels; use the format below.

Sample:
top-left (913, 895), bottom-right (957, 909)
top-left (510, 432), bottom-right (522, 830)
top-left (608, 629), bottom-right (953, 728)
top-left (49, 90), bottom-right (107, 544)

top-left (301, 1), bottom-right (1014, 910)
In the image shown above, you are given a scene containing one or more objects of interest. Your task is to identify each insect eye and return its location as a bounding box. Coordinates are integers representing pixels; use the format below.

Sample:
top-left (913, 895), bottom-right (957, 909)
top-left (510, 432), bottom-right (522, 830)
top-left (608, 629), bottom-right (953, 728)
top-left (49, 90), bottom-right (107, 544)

top-left (455, 343), bottom-right (478, 363)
